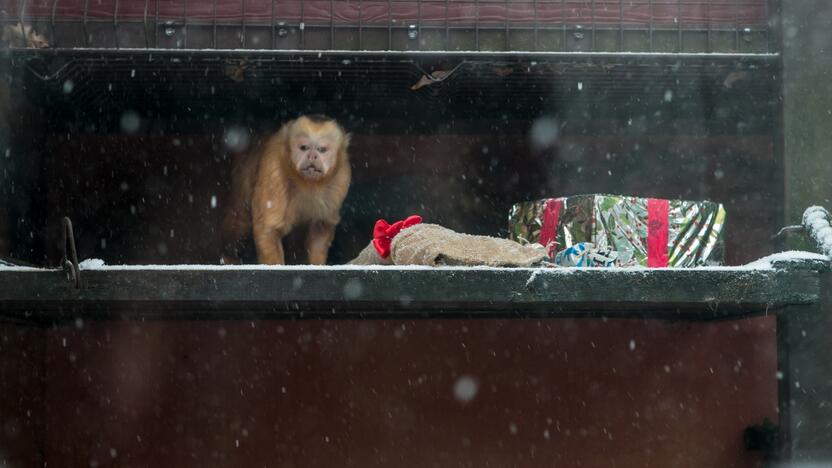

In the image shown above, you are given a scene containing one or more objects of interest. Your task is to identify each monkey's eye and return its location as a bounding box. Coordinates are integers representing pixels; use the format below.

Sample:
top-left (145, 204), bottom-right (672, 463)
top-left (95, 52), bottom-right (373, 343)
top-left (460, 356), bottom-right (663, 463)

top-left (318, 147), bottom-right (328, 154)
top-left (299, 144), bottom-right (310, 151)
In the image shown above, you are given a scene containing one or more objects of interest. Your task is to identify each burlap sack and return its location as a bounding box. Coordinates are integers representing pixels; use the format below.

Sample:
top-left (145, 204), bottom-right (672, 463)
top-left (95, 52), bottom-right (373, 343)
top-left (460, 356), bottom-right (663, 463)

top-left (348, 242), bottom-right (393, 265)
top-left (349, 223), bottom-right (547, 267)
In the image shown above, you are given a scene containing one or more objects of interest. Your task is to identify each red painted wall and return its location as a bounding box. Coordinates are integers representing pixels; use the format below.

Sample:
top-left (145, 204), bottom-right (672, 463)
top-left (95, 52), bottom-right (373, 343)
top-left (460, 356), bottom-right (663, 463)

top-left (0, 316), bottom-right (779, 467)
top-left (0, 324), bottom-right (45, 467)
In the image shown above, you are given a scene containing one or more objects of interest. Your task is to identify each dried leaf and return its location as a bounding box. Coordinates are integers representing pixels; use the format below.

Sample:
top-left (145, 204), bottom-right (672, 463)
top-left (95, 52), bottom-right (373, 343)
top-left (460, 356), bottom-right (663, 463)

top-left (224, 59), bottom-right (252, 83)
top-left (723, 71), bottom-right (749, 89)
top-left (410, 69), bottom-right (453, 90)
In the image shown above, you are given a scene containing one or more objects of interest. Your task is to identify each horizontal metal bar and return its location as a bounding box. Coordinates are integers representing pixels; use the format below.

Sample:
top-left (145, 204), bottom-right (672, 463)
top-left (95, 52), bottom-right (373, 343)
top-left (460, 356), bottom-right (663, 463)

top-left (8, 47), bottom-right (780, 61)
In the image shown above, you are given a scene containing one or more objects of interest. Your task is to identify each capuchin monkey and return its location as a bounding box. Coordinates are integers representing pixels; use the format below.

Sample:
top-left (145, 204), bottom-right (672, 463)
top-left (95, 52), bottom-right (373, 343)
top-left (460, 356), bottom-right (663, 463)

top-left (221, 115), bottom-right (351, 265)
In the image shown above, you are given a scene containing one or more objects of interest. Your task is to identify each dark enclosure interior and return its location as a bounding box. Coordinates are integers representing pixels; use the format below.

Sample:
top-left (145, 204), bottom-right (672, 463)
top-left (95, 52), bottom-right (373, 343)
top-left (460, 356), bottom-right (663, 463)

top-left (2, 50), bottom-right (780, 266)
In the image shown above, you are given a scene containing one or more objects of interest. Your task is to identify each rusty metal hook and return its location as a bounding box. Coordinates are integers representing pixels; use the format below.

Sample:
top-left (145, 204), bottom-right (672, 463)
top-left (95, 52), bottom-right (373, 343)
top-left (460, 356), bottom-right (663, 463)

top-left (770, 224), bottom-right (803, 240)
top-left (771, 206), bottom-right (832, 259)
top-left (61, 216), bottom-right (81, 289)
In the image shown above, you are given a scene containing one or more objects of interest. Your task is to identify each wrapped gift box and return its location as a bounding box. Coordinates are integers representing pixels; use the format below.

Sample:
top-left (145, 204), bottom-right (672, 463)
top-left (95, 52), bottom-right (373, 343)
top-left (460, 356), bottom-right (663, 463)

top-left (508, 194), bottom-right (726, 267)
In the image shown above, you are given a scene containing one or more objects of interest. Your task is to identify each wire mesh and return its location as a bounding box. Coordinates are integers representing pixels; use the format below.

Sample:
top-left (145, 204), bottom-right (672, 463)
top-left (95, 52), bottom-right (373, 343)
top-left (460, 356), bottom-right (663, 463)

top-left (14, 49), bottom-right (778, 118)
top-left (1, 0), bottom-right (772, 52)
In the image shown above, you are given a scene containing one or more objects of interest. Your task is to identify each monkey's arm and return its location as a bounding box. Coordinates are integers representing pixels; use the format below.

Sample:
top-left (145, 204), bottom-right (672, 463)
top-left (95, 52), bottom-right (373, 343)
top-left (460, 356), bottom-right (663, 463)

top-left (253, 222), bottom-right (286, 265)
top-left (306, 221), bottom-right (337, 265)
top-left (251, 194), bottom-right (289, 265)
top-left (251, 154), bottom-right (291, 265)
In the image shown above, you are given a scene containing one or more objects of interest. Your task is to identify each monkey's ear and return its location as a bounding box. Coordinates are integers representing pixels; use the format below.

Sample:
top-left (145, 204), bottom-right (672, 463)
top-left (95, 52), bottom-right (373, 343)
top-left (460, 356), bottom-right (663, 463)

top-left (344, 132), bottom-right (353, 147)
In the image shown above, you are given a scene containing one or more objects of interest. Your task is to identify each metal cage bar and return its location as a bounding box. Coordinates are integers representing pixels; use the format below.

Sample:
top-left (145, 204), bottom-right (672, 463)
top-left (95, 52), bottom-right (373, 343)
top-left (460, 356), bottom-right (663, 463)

top-left (734, 0), bottom-right (740, 51)
top-left (358, 0), bottom-right (363, 50)
top-left (387, 0), bottom-right (392, 50)
top-left (329, 0), bottom-right (334, 49)
top-left (504, 0), bottom-right (510, 50)
top-left (474, 0), bottom-right (479, 50)
top-left (770, 0), bottom-right (778, 53)
top-left (561, 0), bottom-right (566, 52)
top-left (618, 0), bottom-right (623, 52)
top-left (142, 0), bottom-right (149, 48)
top-left (444, 0), bottom-right (449, 50)
top-left (766, 0), bottom-right (777, 54)
top-left (50, 0), bottom-right (59, 48)
top-left (706, 0), bottom-right (712, 52)
top-left (300, 0), bottom-right (305, 49)
top-left (82, 0), bottom-right (89, 47)
top-left (113, 0), bottom-right (120, 48)
top-left (591, 0), bottom-right (596, 51)
top-left (677, 0), bottom-right (682, 51)
top-left (241, 0), bottom-right (246, 47)
top-left (153, 0), bottom-right (159, 48)
top-left (182, 0), bottom-right (187, 48)
top-left (213, 0), bottom-right (218, 49)
top-left (416, 0), bottom-right (422, 51)
top-left (648, 0), bottom-right (653, 52)
top-left (532, 0), bottom-right (538, 51)
top-left (270, 0), bottom-right (276, 49)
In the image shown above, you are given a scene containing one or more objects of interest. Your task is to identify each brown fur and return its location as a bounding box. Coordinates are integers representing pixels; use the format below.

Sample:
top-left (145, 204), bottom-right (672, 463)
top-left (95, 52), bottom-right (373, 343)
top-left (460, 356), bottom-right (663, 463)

top-left (221, 116), bottom-right (351, 265)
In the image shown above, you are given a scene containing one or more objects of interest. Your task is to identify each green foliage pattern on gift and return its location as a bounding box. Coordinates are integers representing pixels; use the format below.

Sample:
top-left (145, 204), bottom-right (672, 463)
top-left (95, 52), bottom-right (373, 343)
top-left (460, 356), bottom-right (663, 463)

top-left (508, 194), bottom-right (726, 267)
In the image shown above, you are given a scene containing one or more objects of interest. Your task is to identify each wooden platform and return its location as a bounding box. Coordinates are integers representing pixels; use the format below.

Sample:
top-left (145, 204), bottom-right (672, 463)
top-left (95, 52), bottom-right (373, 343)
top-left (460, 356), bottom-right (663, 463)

top-left (1, 257), bottom-right (827, 323)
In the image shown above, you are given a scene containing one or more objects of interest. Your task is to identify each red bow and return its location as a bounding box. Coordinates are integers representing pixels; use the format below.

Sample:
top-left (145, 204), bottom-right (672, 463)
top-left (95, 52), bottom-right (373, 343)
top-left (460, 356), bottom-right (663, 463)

top-left (373, 215), bottom-right (423, 258)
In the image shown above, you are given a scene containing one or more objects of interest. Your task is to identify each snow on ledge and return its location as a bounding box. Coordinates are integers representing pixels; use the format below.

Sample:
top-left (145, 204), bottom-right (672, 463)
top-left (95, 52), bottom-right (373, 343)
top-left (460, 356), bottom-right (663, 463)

top-left (75, 251), bottom-right (828, 272)
top-left (3, 251), bottom-right (827, 274)
top-left (741, 251), bottom-right (830, 269)
top-left (0, 265), bottom-right (41, 272)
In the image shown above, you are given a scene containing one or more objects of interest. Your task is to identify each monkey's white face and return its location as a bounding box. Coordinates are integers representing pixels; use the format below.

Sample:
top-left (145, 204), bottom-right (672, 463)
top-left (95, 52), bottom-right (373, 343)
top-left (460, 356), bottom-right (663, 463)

top-left (290, 133), bottom-right (339, 181)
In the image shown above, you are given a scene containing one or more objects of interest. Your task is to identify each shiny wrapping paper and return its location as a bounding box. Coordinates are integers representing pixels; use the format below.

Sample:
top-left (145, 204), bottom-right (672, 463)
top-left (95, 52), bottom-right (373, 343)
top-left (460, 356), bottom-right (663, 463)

top-left (508, 194), bottom-right (726, 267)
top-left (554, 242), bottom-right (621, 267)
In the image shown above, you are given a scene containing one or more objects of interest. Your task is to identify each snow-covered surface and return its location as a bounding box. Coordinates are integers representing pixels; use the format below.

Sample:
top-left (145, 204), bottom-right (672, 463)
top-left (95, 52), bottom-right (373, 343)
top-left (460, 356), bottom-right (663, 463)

top-left (742, 250), bottom-right (830, 269)
top-left (68, 251), bottom-right (832, 272)
top-left (78, 258), bottom-right (106, 269)
top-left (1, 251), bottom-right (827, 273)
top-left (0, 264), bottom-right (41, 272)
top-left (803, 206), bottom-right (832, 256)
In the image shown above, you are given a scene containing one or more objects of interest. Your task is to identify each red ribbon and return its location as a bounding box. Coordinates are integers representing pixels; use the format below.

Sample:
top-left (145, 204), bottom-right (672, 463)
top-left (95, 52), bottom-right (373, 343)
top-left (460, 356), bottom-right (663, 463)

top-left (373, 215), bottom-right (423, 258)
top-left (538, 198), bottom-right (563, 257)
top-left (647, 198), bottom-right (669, 268)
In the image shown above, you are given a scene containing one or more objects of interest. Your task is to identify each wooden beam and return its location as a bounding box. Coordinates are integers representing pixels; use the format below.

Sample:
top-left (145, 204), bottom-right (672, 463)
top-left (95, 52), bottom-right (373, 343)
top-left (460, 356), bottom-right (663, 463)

top-left (0, 259), bottom-right (825, 323)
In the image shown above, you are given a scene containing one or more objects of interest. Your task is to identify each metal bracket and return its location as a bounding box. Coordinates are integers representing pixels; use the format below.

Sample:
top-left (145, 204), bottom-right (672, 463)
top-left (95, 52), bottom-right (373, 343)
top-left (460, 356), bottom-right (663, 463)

top-left (61, 217), bottom-right (81, 289)
top-left (771, 224), bottom-right (803, 240)
top-left (771, 206), bottom-right (832, 259)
